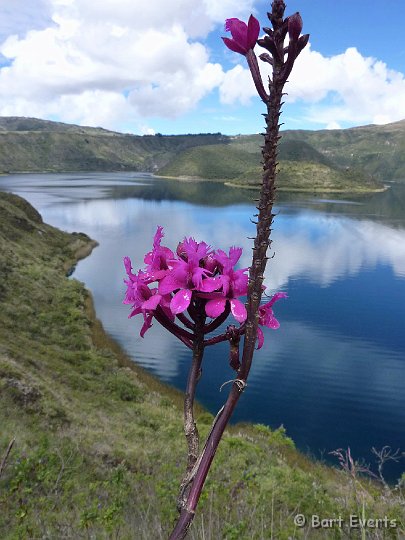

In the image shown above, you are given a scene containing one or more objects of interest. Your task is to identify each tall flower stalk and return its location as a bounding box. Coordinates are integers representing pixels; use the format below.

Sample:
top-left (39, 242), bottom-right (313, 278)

top-left (123, 2), bottom-right (308, 538)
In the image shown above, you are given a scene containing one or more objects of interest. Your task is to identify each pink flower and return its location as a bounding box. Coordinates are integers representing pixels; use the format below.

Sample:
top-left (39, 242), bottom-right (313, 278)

top-left (159, 236), bottom-right (215, 315)
top-left (203, 247), bottom-right (248, 323)
top-left (256, 292), bottom-right (288, 349)
top-left (222, 15), bottom-right (260, 55)
top-left (123, 267), bottom-right (161, 337)
top-left (124, 227), bottom-right (286, 343)
top-left (144, 226), bottom-right (174, 281)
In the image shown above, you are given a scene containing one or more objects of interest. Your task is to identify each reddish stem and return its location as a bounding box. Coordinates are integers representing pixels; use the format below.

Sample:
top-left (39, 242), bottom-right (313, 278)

top-left (169, 2), bottom-right (306, 537)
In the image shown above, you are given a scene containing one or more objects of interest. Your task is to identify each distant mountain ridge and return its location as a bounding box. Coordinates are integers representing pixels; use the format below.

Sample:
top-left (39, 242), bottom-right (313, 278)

top-left (0, 116), bottom-right (226, 174)
top-left (1, 116), bottom-right (404, 191)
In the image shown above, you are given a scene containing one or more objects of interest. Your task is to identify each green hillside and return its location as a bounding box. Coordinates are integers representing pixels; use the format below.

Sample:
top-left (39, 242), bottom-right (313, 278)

top-left (3, 115), bottom-right (405, 191)
top-left (0, 117), bottom-right (226, 173)
top-left (281, 120), bottom-right (405, 181)
top-left (158, 143), bottom-right (259, 180)
top-left (160, 138), bottom-right (383, 192)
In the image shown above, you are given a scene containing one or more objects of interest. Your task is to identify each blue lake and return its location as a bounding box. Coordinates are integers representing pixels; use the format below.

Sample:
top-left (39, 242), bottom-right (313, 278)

top-left (1, 172), bottom-right (404, 481)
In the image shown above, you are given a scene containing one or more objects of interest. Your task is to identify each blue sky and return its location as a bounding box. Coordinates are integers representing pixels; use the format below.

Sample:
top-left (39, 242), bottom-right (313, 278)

top-left (0, 0), bottom-right (405, 135)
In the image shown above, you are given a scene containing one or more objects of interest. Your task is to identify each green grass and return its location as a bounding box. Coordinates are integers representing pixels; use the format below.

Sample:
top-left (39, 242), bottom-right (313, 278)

top-left (3, 116), bottom-right (405, 190)
top-left (0, 191), bottom-right (404, 538)
top-left (159, 144), bottom-right (259, 180)
top-left (158, 137), bottom-right (385, 192)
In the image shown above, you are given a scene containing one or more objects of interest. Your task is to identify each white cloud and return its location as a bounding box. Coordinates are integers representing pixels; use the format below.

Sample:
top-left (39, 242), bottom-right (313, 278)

top-left (218, 43), bottom-right (405, 128)
top-left (0, 0), bottom-right (53, 42)
top-left (286, 45), bottom-right (405, 126)
top-left (219, 64), bottom-right (255, 105)
top-left (2, 0), bottom-right (405, 133)
top-left (0, 0), bottom-right (231, 132)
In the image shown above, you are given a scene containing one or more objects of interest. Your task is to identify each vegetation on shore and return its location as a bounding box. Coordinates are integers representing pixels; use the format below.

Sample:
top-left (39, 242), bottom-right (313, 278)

top-left (0, 191), bottom-right (404, 538)
top-left (3, 116), bottom-right (405, 191)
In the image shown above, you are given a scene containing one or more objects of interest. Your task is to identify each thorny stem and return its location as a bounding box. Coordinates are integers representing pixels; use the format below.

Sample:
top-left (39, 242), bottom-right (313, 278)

top-left (169, 2), bottom-right (302, 538)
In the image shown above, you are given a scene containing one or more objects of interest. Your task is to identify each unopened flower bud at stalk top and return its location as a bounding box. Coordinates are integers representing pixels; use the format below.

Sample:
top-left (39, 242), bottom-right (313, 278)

top-left (288, 12), bottom-right (303, 41)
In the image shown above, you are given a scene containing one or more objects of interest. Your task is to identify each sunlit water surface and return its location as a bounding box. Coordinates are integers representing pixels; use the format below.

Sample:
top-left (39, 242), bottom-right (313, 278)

top-left (1, 172), bottom-right (404, 481)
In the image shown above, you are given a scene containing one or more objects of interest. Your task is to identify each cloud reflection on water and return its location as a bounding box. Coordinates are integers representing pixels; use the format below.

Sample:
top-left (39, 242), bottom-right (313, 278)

top-left (47, 196), bottom-right (405, 290)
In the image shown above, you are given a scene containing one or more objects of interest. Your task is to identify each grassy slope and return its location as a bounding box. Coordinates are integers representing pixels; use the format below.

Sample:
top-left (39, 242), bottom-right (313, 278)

top-left (281, 120), bottom-right (405, 181)
top-left (0, 117), bottom-right (226, 174)
top-left (159, 138), bottom-right (384, 192)
top-left (3, 116), bottom-right (405, 191)
top-left (0, 192), bottom-right (404, 539)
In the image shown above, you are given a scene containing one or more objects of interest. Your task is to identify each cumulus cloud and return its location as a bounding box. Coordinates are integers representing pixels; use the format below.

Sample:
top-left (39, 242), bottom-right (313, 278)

top-left (0, 0), bottom-right (237, 131)
top-left (218, 43), bottom-right (405, 127)
top-left (1, 0), bottom-right (405, 132)
top-left (0, 0), bottom-right (52, 42)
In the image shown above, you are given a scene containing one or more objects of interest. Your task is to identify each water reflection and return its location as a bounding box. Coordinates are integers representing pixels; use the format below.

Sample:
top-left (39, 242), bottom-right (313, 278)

top-left (38, 195), bottom-right (405, 287)
top-left (1, 172), bottom-right (404, 480)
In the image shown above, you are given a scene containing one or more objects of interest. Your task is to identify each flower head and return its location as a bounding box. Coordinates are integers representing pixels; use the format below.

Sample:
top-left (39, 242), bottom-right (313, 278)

top-left (222, 15), bottom-right (260, 55)
top-left (256, 292), bottom-right (288, 349)
top-left (124, 227), bottom-right (285, 344)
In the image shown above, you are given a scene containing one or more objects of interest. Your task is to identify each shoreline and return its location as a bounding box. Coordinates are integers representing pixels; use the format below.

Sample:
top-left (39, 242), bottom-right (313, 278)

top-left (154, 174), bottom-right (389, 193)
top-left (1, 170), bottom-right (390, 194)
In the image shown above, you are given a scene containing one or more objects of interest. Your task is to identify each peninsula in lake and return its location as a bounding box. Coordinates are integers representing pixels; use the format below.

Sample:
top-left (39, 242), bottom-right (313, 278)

top-left (2, 116), bottom-right (405, 191)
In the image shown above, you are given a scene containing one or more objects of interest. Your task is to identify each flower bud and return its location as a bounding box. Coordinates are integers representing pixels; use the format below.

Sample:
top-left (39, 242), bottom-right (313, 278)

top-left (176, 241), bottom-right (187, 261)
top-left (288, 12), bottom-right (303, 42)
top-left (203, 253), bottom-right (218, 274)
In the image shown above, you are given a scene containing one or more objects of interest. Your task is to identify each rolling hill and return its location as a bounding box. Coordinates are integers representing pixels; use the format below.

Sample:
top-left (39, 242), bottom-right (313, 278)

top-left (1, 116), bottom-right (405, 191)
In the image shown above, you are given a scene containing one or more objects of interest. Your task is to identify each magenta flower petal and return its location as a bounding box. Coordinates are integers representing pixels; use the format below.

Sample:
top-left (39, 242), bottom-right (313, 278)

top-left (227, 18), bottom-right (248, 46)
top-left (205, 297), bottom-right (227, 319)
top-left (142, 294), bottom-right (161, 311)
top-left (232, 269), bottom-right (248, 296)
top-left (140, 313), bottom-right (153, 338)
top-left (230, 298), bottom-right (247, 323)
top-left (229, 246), bottom-right (243, 266)
top-left (218, 274), bottom-right (231, 296)
top-left (256, 327), bottom-right (264, 350)
top-left (191, 266), bottom-right (209, 290)
top-left (153, 225), bottom-right (164, 248)
top-left (268, 315), bottom-right (280, 329)
top-left (268, 291), bottom-right (288, 307)
top-left (129, 306), bottom-right (142, 318)
top-left (222, 37), bottom-right (247, 55)
top-left (170, 289), bottom-right (192, 315)
top-left (199, 276), bottom-right (220, 293)
top-left (158, 271), bottom-right (187, 295)
top-left (123, 256), bottom-right (134, 277)
top-left (223, 15), bottom-right (260, 56)
top-left (247, 15), bottom-right (260, 49)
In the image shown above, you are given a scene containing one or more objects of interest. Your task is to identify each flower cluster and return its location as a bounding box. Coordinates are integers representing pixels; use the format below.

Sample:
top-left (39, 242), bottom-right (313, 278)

top-left (221, 11), bottom-right (308, 102)
top-left (123, 227), bottom-right (286, 349)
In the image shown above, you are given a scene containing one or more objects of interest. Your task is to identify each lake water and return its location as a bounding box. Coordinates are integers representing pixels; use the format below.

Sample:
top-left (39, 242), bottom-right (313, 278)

top-left (1, 172), bottom-right (404, 482)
